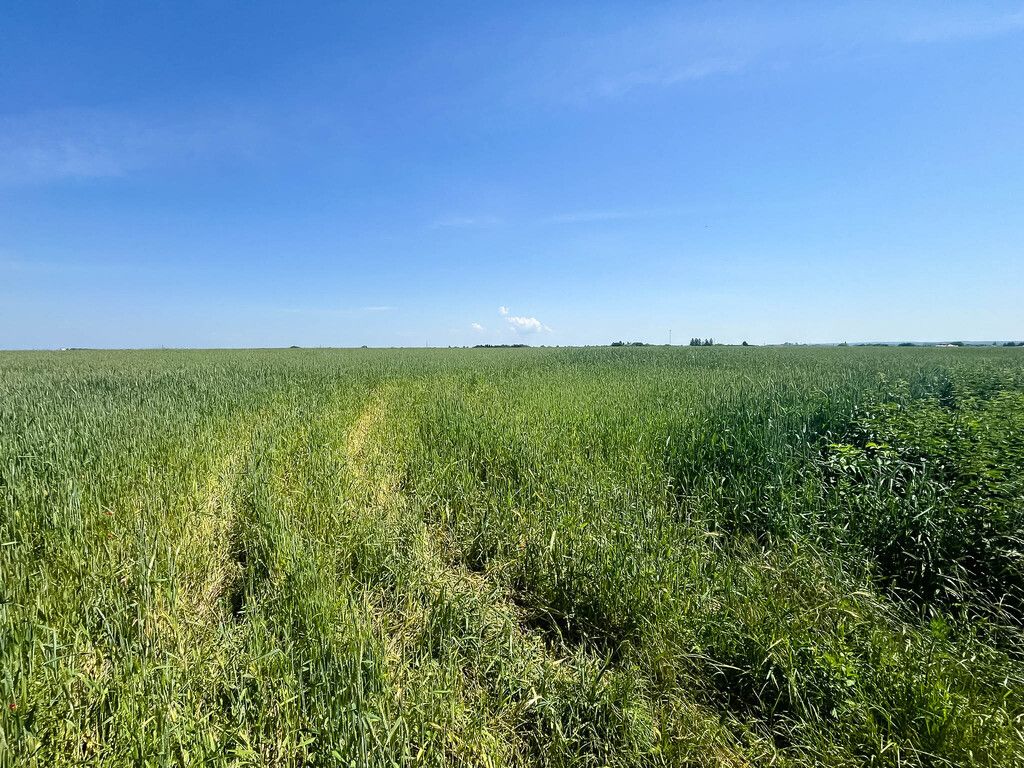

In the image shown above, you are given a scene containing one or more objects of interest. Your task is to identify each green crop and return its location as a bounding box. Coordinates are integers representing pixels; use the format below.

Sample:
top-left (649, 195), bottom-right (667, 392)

top-left (2, 346), bottom-right (1022, 766)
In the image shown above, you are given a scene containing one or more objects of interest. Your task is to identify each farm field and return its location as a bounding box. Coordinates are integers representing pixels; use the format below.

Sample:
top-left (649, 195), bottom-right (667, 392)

top-left (2, 346), bottom-right (1023, 766)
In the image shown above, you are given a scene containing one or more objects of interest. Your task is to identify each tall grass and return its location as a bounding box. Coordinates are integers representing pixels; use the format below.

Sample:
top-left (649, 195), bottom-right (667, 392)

top-left (1, 347), bottom-right (1022, 766)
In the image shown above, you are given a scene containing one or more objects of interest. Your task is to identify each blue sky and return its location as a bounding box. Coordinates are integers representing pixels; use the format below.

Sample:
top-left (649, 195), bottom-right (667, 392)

top-left (2, 2), bottom-right (1022, 348)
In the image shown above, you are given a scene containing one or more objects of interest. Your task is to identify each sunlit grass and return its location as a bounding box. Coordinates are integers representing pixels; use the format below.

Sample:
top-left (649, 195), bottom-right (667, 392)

top-left (2, 346), bottom-right (1022, 765)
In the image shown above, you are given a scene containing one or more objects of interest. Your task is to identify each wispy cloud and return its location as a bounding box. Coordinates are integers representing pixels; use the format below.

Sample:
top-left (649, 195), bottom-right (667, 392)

top-left (593, 58), bottom-right (744, 99)
top-left (0, 253), bottom-right (103, 276)
top-left (543, 208), bottom-right (674, 225)
top-left (0, 255), bottom-right (39, 272)
top-left (0, 105), bottom-right (269, 186)
top-left (519, 5), bottom-right (1024, 104)
top-left (499, 305), bottom-right (550, 334)
top-left (899, 8), bottom-right (1024, 44)
top-left (516, 9), bottom-right (765, 103)
top-left (430, 215), bottom-right (502, 229)
top-left (279, 305), bottom-right (394, 318)
top-left (470, 322), bottom-right (485, 332)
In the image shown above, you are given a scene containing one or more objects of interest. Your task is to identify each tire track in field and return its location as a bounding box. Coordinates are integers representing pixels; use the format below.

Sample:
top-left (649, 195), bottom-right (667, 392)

top-left (342, 387), bottom-right (755, 767)
top-left (55, 406), bottom-right (274, 765)
top-left (174, 407), bottom-right (265, 639)
top-left (345, 387), bottom-right (399, 508)
top-left (343, 386), bottom-right (544, 762)
top-left (344, 385), bottom-right (497, 599)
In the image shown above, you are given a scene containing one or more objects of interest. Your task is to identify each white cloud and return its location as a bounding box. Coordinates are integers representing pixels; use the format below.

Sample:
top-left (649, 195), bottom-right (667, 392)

top-left (499, 306), bottom-right (550, 334)
top-left (507, 315), bottom-right (548, 333)
top-left (471, 322), bottom-right (485, 332)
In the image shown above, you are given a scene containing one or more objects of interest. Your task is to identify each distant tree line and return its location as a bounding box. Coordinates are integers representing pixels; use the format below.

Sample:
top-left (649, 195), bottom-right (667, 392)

top-left (689, 337), bottom-right (714, 346)
top-left (473, 344), bottom-right (529, 348)
top-left (610, 341), bottom-right (650, 347)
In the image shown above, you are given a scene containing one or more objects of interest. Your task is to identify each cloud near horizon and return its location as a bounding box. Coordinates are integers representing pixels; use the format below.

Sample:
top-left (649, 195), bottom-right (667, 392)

top-left (499, 305), bottom-right (550, 334)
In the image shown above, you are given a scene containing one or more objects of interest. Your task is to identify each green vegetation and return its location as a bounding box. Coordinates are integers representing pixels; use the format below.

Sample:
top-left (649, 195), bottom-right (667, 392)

top-left (2, 346), bottom-right (1022, 766)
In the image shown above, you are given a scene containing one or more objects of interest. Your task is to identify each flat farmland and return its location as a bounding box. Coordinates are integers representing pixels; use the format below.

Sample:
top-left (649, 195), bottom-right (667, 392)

top-left (2, 347), bottom-right (1023, 766)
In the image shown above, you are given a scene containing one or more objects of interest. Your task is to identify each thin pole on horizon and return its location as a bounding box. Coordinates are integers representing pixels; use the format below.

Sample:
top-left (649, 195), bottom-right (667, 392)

top-left (668, 329), bottom-right (672, 345)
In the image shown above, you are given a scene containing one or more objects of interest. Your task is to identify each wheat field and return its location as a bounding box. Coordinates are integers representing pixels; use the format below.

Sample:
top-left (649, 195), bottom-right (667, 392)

top-left (2, 346), bottom-right (1023, 766)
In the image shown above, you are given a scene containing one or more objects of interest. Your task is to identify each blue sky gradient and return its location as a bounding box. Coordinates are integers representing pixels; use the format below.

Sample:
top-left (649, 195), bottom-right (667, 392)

top-left (2, 2), bottom-right (1022, 348)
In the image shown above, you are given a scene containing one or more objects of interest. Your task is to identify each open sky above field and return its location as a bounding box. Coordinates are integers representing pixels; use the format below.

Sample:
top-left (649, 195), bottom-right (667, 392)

top-left (1, 2), bottom-right (1022, 349)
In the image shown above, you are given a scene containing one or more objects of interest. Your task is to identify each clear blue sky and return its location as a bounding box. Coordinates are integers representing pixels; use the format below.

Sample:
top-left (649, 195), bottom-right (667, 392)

top-left (2, 2), bottom-right (1022, 348)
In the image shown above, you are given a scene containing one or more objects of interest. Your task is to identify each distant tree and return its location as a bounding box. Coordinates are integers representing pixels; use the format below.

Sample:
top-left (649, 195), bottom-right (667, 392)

top-left (689, 337), bottom-right (701, 346)
top-left (838, 342), bottom-right (848, 347)
top-left (703, 338), bottom-right (713, 346)
top-left (611, 341), bottom-right (625, 347)
top-left (898, 342), bottom-right (915, 347)
top-left (741, 341), bottom-right (749, 346)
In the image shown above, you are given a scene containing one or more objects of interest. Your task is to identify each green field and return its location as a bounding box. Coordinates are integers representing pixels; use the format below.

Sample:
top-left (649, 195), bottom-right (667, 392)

top-left (2, 347), bottom-right (1023, 766)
